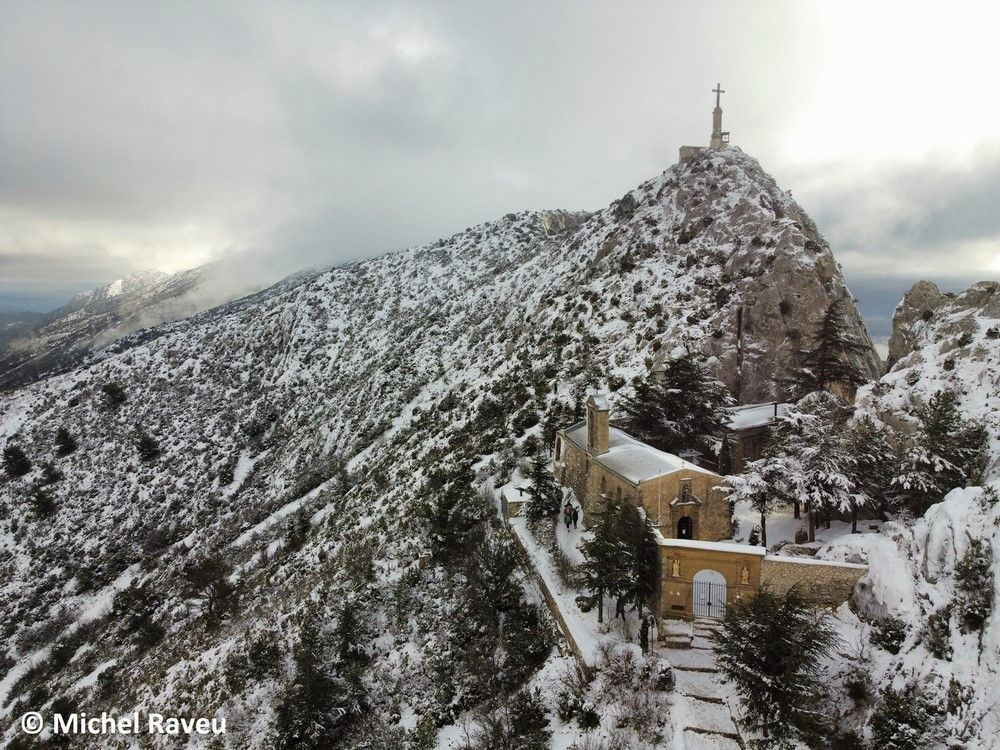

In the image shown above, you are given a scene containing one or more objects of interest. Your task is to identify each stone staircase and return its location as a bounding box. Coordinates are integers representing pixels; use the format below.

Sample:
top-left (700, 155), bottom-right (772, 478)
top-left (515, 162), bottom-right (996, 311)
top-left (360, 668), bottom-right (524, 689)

top-left (663, 617), bottom-right (745, 750)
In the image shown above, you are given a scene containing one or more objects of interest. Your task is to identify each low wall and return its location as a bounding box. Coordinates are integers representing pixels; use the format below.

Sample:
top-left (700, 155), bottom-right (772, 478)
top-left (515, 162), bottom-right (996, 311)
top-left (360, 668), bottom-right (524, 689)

top-left (502, 511), bottom-right (591, 678)
top-left (760, 556), bottom-right (867, 608)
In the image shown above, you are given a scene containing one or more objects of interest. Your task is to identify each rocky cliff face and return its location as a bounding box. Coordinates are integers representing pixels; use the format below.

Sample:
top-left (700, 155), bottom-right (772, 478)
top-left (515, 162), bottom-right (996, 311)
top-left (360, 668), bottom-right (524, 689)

top-left (0, 147), bottom-right (879, 747)
top-left (858, 279), bottom-right (1000, 473)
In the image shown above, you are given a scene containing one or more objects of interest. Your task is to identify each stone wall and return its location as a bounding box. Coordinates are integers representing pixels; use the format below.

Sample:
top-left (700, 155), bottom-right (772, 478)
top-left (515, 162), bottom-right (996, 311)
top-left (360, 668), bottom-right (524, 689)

top-left (640, 470), bottom-right (730, 542)
top-left (659, 541), bottom-right (763, 618)
top-left (761, 557), bottom-right (867, 608)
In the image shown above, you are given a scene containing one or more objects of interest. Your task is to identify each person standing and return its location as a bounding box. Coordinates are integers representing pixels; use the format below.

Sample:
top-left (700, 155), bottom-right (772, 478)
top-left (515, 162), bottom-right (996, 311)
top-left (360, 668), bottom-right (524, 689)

top-left (571, 506), bottom-right (579, 529)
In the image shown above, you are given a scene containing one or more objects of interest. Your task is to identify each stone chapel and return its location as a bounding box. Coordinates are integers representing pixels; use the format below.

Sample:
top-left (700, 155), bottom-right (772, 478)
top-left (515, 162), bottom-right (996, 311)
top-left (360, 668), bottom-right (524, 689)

top-left (553, 393), bottom-right (733, 541)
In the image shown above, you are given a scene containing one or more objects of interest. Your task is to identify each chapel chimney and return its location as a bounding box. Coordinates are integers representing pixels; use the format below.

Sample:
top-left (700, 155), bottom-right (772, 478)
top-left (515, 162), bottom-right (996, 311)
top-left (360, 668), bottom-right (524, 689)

top-left (586, 393), bottom-right (610, 456)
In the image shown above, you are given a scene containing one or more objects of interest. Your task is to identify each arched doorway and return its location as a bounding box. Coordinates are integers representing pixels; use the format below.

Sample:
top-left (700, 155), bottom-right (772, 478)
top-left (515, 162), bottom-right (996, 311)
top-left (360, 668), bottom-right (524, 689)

top-left (693, 569), bottom-right (727, 619)
top-left (677, 516), bottom-right (693, 539)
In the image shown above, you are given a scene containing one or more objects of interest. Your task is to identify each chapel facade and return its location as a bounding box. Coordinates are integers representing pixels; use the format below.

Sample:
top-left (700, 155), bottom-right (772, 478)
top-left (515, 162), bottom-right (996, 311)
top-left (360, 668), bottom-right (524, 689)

top-left (553, 394), bottom-right (733, 542)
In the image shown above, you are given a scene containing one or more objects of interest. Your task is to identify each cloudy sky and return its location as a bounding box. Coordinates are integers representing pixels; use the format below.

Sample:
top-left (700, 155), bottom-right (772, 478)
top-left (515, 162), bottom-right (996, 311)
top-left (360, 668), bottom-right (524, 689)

top-left (2, 1), bottom-right (998, 338)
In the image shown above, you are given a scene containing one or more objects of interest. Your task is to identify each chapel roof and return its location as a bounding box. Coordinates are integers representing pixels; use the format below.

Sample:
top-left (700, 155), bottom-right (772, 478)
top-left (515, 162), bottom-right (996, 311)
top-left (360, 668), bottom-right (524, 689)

top-left (562, 421), bottom-right (710, 484)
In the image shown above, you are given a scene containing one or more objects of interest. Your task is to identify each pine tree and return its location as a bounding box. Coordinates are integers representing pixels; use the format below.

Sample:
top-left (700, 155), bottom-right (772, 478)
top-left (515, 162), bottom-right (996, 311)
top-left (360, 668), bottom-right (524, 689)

top-left (955, 537), bottom-right (993, 632)
top-left (756, 393), bottom-right (855, 542)
top-left (843, 415), bottom-right (895, 531)
top-left (618, 378), bottom-right (669, 446)
top-left (578, 501), bottom-right (624, 623)
top-left (331, 601), bottom-right (369, 721)
top-left (3, 444), bottom-right (31, 478)
top-left (787, 298), bottom-right (869, 399)
top-left (275, 611), bottom-right (349, 750)
top-left (525, 451), bottom-right (561, 521)
top-left (726, 456), bottom-right (790, 547)
top-left (893, 390), bottom-right (988, 516)
top-left (420, 460), bottom-right (485, 563)
top-left (714, 586), bottom-right (839, 747)
top-left (136, 430), bottom-right (161, 463)
top-left (717, 436), bottom-right (734, 475)
top-left (54, 427), bottom-right (78, 457)
top-left (616, 502), bottom-right (659, 616)
top-left (30, 486), bottom-right (57, 518)
top-left (619, 353), bottom-right (732, 453)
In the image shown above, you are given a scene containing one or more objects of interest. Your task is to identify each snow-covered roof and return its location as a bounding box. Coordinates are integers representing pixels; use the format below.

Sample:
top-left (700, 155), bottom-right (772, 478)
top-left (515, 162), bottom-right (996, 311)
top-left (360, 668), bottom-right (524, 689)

top-left (562, 421), bottom-right (709, 484)
top-left (656, 534), bottom-right (767, 556)
top-left (727, 402), bottom-right (793, 431)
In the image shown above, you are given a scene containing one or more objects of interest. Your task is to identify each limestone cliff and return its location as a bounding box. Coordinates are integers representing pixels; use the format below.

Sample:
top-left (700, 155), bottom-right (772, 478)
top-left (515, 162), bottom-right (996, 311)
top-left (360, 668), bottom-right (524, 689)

top-left (857, 280), bottom-right (1000, 473)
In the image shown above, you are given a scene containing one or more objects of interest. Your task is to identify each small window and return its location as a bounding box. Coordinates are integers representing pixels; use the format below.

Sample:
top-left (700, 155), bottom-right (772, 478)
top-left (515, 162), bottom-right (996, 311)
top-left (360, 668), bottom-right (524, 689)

top-left (601, 476), bottom-right (607, 494)
top-left (555, 438), bottom-right (561, 460)
top-left (616, 487), bottom-right (622, 501)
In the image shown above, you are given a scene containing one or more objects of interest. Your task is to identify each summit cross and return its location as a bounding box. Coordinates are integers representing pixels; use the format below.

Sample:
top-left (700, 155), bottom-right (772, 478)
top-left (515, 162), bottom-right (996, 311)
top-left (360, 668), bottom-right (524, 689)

top-left (713, 83), bottom-right (725, 108)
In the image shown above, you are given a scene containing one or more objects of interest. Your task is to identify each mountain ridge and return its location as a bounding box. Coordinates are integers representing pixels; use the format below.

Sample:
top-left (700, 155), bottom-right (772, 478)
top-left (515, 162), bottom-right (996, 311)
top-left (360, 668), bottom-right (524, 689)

top-left (0, 146), bottom-right (884, 748)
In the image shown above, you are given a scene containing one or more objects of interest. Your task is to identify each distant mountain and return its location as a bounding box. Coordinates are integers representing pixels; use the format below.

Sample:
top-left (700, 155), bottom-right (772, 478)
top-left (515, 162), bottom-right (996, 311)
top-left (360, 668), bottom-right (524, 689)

top-left (0, 147), bottom-right (882, 747)
top-left (0, 267), bottom-right (254, 390)
top-left (0, 311), bottom-right (45, 350)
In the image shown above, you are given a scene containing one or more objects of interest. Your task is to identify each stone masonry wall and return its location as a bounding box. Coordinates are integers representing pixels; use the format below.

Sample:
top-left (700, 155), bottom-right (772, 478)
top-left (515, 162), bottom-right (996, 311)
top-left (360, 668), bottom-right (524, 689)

top-left (761, 558), bottom-right (867, 608)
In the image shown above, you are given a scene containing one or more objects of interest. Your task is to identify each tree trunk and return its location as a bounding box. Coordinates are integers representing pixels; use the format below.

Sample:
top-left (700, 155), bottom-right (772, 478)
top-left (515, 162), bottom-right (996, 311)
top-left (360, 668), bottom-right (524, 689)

top-left (807, 504), bottom-right (816, 542)
top-left (793, 501), bottom-right (800, 519)
top-left (760, 511), bottom-right (767, 547)
top-left (825, 510), bottom-right (832, 530)
top-left (597, 589), bottom-right (604, 623)
top-left (851, 506), bottom-right (858, 534)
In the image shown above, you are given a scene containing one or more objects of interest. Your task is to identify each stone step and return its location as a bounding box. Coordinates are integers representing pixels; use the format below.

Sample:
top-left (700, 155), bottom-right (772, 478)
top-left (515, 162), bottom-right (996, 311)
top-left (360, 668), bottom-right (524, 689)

top-left (664, 648), bottom-right (719, 671)
top-left (684, 727), bottom-right (744, 750)
top-left (673, 665), bottom-right (720, 674)
top-left (692, 635), bottom-right (716, 650)
top-left (663, 636), bottom-right (693, 649)
top-left (680, 697), bottom-right (739, 735)
top-left (674, 669), bottom-right (727, 700)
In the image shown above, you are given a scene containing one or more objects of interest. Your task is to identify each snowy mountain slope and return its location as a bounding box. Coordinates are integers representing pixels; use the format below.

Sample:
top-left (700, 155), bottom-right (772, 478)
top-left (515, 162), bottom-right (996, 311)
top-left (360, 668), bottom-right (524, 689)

top-left (0, 147), bottom-right (878, 748)
top-left (0, 266), bottom-right (261, 391)
top-left (857, 280), bottom-right (1000, 477)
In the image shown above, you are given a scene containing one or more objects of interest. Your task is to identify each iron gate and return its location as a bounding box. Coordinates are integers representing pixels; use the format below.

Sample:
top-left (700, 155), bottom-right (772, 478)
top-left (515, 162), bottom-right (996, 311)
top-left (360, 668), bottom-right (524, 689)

top-left (693, 579), bottom-right (727, 619)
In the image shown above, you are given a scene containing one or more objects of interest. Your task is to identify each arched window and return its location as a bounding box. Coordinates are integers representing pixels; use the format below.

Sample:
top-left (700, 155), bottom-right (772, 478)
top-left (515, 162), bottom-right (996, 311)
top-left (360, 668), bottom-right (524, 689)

top-left (677, 516), bottom-right (693, 539)
top-left (555, 438), bottom-right (561, 460)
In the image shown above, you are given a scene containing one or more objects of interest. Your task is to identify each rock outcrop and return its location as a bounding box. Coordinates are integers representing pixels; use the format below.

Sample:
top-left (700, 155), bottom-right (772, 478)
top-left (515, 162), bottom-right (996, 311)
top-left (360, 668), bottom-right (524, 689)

top-left (857, 280), bottom-right (1000, 474)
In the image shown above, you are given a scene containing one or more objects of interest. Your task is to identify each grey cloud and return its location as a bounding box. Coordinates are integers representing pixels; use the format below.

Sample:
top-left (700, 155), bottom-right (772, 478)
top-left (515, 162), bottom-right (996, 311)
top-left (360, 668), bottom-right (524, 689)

top-left (0, 0), bottom-right (996, 331)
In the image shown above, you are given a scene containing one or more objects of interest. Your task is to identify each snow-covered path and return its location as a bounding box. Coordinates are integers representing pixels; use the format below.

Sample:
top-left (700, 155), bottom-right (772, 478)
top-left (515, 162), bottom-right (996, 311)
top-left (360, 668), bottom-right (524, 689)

top-left (663, 618), bottom-right (744, 750)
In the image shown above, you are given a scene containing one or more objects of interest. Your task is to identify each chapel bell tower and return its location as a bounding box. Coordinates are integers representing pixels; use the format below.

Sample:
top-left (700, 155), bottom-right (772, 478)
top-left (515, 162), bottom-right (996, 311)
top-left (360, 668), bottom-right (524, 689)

top-left (586, 393), bottom-right (610, 456)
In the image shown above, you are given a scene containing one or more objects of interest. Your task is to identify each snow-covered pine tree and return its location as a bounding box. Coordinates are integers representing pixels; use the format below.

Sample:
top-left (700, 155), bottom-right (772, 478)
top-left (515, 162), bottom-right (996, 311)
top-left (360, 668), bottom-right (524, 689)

top-left (617, 502), bottom-right (659, 616)
top-left (525, 450), bottom-right (561, 521)
top-left (618, 377), bottom-right (669, 447)
top-left (619, 353), bottom-right (732, 454)
top-left (955, 537), bottom-right (994, 632)
top-left (274, 608), bottom-right (349, 749)
top-left (54, 426), bottom-right (78, 456)
top-left (893, 390), bottom-right (989, 516)
top-left (764, 393), bottom-right (856, 542)
top-left (2, 443), bottom-right (31, 478)
top-left (725, 456), bottom-right (792, 547)
top-left (787, 298), bottom-right (869, 399)
top-left (578, 501), bottom-right (625, 623)
top-left (714, 586), bottom-right (839, 748)
top-left (331, 600), bottom-right (370, 724)
top-left (843, 415), bottom-right (895, 531)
